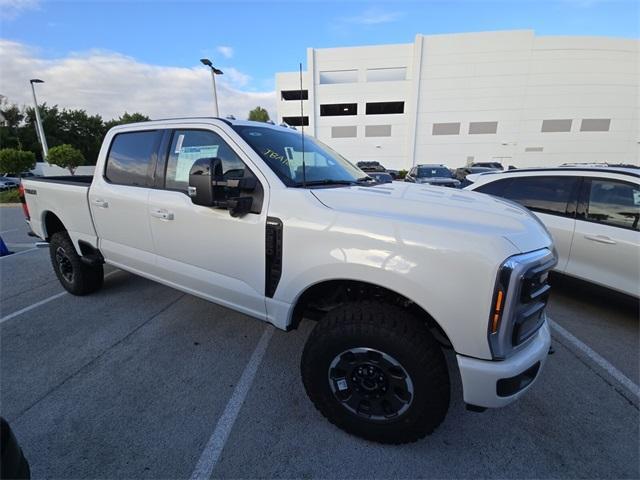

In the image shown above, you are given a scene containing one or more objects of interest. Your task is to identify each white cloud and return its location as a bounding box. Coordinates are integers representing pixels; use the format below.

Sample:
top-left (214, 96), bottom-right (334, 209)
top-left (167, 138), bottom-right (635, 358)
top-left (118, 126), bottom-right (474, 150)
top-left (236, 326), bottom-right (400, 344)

top-left (216, 46), bottom-right (234, 59)
top-left (341, 7), bottom-right (403, 25)
top-left (0, 40), bottom-right (275, 121)
top-left (0, 0), bottom-right (40, 20)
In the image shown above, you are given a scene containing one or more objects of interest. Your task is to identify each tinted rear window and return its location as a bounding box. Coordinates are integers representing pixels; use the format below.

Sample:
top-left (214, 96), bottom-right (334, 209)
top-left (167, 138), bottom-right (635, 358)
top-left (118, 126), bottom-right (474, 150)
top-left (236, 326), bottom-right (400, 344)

top-left (478, 176), bottom-right (578, 216)
top-left (105, 131), bottom-right (160, 186)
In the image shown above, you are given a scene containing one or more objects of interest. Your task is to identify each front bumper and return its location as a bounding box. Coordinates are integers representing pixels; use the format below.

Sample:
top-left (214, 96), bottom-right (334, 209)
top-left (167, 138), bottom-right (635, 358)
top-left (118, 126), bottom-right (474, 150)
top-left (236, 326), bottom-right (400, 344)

top-left (457, 319), bottom-right (551, 408)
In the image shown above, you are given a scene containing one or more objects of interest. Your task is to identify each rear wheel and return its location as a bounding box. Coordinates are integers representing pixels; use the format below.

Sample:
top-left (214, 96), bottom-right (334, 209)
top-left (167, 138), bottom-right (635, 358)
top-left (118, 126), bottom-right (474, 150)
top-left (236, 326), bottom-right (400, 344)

top-left (301, 301), bottom-right (450, 444)
top-left (49, 232), bottom-right (103, 295)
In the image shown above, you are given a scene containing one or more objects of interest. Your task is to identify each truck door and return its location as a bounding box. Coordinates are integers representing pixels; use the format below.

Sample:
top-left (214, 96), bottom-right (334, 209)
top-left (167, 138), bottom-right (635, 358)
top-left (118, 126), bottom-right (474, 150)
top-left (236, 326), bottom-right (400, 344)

top-left (89, 130), bottom-right (162, 274)
top-left (147, 127), bottom-right (268, 320)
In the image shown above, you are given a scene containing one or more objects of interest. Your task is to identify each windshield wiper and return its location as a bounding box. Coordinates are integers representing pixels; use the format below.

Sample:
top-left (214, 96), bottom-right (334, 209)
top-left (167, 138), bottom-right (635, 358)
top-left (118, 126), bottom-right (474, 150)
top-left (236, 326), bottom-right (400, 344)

top-left (293, 179), bottom-right (356, 187)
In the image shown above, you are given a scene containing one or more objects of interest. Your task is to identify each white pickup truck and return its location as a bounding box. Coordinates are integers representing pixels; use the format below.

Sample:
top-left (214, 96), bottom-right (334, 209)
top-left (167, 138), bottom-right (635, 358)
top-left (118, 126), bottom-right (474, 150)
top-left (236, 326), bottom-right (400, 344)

top-left (21, 118), bottom-right (556, 444)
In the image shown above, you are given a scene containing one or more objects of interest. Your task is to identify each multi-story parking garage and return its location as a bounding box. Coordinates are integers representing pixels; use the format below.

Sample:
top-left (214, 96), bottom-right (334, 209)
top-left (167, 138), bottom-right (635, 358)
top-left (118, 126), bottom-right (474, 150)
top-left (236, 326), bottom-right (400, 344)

top-left (275, 30), bottom-right (639, 170)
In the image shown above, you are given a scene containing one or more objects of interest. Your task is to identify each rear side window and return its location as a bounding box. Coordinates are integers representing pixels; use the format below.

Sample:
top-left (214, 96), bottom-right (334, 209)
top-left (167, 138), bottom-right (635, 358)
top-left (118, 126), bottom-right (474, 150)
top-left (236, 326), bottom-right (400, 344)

top-left (585, 179), bottom-right (640, 230)
top-left (477, 176), bottom-right (578, 216)
top-left (474, 178), bottom-right (512, 197)
top-left (105, 131), bottom-right (160, 186)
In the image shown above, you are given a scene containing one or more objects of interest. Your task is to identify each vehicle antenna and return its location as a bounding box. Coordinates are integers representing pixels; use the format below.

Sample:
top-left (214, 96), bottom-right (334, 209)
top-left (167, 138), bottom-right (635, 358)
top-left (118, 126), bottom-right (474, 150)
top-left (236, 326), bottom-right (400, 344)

top-left (299, 62), bottom-right (306, 187)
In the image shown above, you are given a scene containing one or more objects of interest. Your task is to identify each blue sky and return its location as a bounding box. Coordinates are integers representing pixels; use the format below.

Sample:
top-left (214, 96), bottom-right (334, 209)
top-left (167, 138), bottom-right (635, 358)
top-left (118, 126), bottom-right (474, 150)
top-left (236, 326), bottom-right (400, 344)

top-left (0, 0), bottom-right (637, 120)
top-left (2, 0), bottom-right (638, 92)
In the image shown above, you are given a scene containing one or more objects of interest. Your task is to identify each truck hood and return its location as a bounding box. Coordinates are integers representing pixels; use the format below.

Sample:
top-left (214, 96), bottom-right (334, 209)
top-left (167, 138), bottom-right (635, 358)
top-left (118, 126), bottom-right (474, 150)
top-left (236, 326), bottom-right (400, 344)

top-left (311, 182), bottom-right (552, 253)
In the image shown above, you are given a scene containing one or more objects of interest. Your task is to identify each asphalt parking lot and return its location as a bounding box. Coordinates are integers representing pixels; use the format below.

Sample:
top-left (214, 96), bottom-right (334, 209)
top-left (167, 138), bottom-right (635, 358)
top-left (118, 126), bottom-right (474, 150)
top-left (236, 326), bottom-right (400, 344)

top-left (1, 205), bottom-right (638, 479)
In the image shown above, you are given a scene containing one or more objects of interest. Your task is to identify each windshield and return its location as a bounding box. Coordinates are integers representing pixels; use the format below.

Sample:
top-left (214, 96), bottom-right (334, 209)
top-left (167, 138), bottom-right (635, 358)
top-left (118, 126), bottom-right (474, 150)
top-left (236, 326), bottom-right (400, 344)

top-left (232, 125), bottom-right (366, 187)
top-left (417, 167), bottom-right (451, 178)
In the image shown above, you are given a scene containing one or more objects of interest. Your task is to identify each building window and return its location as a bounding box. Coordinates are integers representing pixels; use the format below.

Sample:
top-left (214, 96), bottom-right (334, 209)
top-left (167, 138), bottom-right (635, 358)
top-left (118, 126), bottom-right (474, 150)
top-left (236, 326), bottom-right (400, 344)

top-left (281, 90), bottom-right (308, 101)
top-left (366, 102), bottom-right (404, 115)
top-left (331, 126), bottom-right (357, 138)
top-left (432, 122), bottom-right (460, 135)
top-left (366, 67), bottom-right (406, 82)
top-left (525, 147), bottom-right (544, 152)
top-left (319, 70), bottom-right (358, 84)
top-left (282, 116), bottom-right (309, 126)
top-left (365, 125), bottom-right (392, 137)
top-left (469, 121), bottom-right (498, 134)
top-left (541, 119), bottom-right (572, 133)
top-left (580, 119), bottom-right (611, 132)
top-left (320, 103), bottom-right (357, 116)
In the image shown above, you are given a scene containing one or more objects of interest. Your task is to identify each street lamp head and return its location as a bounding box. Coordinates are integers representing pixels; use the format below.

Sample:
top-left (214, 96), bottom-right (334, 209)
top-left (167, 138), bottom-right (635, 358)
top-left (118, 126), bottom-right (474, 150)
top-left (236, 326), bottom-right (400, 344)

top-left (212, 67), bottom-right (223, 75)
top-left (30, 79), bottom-right (44, 84)
top-left (200, 58), bottom-right (212, 67)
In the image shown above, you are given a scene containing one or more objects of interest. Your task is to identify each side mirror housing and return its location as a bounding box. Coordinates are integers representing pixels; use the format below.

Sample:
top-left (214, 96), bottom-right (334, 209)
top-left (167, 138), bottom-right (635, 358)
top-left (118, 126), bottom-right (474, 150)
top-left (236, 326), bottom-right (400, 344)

top-left (188, 157), bottom-right (257, 217)
top-left (188, 157), bottom-right (222, 206)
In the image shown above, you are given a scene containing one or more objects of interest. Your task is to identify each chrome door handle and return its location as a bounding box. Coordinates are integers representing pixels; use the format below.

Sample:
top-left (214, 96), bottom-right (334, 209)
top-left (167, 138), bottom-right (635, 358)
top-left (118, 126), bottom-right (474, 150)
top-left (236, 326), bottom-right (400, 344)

top-left (92, 199), bottom-right (109, 208)
top-left (584, 234), bottom-right (616, 245)
top-left (150, 208), bottom-right (174, 221)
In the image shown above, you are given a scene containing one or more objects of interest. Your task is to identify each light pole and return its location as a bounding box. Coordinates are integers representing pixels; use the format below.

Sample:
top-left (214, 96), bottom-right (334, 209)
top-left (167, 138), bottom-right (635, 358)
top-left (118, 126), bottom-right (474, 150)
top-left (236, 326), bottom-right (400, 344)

top-left (29, 79), bottom-right (48, 162)
top-left (200, 58), bottom-right (223, 117)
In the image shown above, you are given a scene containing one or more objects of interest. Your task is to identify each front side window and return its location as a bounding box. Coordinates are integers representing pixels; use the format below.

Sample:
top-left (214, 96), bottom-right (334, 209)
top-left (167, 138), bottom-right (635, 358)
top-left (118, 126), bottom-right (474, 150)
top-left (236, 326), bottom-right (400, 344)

top-left (476, 176), bottom-right (578, 216)
top-left (165, 130), bottom-right (246, 192)
top-left (585, 179), bottom-right (640, 230)
top-left (232, 125), bottom-right (365, 187)
top-left (105, 130), bottom-right (161, 187)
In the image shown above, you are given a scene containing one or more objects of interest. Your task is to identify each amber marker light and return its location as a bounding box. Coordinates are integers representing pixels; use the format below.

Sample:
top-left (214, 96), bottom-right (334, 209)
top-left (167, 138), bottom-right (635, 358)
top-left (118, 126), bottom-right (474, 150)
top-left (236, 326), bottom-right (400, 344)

top-left (491, 289), bottom-right (505, 333)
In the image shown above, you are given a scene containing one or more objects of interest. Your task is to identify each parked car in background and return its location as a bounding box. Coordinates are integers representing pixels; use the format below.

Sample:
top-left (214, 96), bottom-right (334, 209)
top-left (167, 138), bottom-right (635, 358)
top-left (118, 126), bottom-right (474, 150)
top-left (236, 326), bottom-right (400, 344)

top-left (356, 161), bottom-right (385, 172)
top-left (2, 172), bottom-right (36, 184)
top-left (466, 167), bottom-right (640, 297)
top-left (0, 177), bottom-right (19, 191)
top-left (405, 164), bottom-right (461, 188)
top-left (356, 161), bottom-right (398, 179)
top-left (471, 162), bottom-right (504, 170)
top-left (454, 166), bottom-right (499, 187)
top-left (366, 171), bottom-right (394, 184)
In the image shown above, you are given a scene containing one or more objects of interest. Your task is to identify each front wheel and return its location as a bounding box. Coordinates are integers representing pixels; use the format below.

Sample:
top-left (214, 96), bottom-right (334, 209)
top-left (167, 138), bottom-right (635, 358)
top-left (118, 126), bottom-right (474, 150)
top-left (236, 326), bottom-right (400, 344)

top-left (301, 301), bottom-right (450, 444)
top-left (49, 232), bottom-right (104, 296)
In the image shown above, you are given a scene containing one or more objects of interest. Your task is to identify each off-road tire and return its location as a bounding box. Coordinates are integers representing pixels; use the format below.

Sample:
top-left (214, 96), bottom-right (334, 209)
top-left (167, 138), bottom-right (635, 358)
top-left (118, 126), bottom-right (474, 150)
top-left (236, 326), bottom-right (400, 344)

top-left (301, 300), bottom-right (450, 444)
top-left (49, 231), bottom-right (103, 295)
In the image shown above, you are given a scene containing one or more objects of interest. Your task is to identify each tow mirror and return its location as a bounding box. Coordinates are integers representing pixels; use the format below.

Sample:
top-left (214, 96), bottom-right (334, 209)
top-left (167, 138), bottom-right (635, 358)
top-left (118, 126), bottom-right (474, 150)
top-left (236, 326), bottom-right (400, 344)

top-left (188, 157), bottom-right (255, 217)
top-left (188, 157), bottom-right (222, 207)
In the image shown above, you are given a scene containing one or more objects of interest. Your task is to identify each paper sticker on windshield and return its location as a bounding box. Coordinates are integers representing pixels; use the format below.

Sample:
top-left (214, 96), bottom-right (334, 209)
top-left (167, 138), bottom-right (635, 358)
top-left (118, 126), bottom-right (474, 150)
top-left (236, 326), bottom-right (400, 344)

top-left (174, 134), bottom-right (185, 154)
top-left (174, 145), bottom-right (219, 182)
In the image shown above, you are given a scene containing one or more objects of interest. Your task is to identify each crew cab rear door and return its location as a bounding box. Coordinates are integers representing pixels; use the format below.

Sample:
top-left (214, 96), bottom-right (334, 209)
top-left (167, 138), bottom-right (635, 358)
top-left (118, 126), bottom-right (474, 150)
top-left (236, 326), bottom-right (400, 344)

top-left (89, 129), bottom-right (162, 273)
top-left (147, 126), bottom-right (268, 320)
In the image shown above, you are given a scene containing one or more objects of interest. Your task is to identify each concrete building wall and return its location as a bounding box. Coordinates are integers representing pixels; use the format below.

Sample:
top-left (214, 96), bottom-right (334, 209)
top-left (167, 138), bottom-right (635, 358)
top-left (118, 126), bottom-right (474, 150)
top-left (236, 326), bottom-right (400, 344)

top-left (276, 30), bottom-right (639, 170)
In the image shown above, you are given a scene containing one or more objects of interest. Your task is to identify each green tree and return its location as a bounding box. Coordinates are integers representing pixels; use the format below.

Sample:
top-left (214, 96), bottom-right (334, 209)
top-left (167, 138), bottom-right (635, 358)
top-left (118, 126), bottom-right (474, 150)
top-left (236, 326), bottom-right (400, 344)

top-left (248, 106), bottom-right (270, 122)
top-left (104, 112), bottom-right (150, 131)
top-left (21, 104), bottom-right (108, 163)
top-left (0, 149), bottom-right (36, 174)
top-left (47, 144), bottom-right (85, 175)
top-left (0, 102), bottom-right (24, 150)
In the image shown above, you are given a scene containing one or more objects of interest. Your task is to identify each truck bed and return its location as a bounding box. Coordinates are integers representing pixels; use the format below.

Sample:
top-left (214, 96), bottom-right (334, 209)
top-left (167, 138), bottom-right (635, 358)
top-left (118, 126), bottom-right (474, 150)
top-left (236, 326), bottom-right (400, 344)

top-left (22, 176), bottom-right (98, 249)
top-left (25, 175), bottom-right (93, 186)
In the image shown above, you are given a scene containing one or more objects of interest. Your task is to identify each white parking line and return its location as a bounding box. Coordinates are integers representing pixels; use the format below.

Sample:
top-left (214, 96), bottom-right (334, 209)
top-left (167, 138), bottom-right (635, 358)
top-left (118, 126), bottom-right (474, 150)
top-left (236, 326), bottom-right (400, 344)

top-left (190, 325), bottom-right (275, 480)
top-left (0, 271), bottom-right (119, 325)
top-left (549, 318), bottom-right (640, 400)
